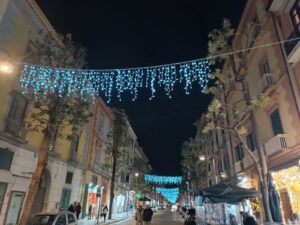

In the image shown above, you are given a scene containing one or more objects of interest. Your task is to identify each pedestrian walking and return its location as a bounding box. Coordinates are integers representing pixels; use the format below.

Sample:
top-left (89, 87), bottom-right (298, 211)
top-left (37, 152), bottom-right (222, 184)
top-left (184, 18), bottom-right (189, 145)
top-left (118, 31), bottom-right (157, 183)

top-left (143, 205), bottom-right (153, 225)
top-left (135, 205), bottom-right (144, 225)
top-left (67, 202), bottom-right (75, 213)
top-left (102, 205), bottom-right (108, 222)
top-left (241, 212), bottom-right (258, 225)
top-left (88, 204), bottom-right (92, 219)
top-left (75, 202), bottom-right (82, 220)
top-left (230, 214), bottom-right (238, 225)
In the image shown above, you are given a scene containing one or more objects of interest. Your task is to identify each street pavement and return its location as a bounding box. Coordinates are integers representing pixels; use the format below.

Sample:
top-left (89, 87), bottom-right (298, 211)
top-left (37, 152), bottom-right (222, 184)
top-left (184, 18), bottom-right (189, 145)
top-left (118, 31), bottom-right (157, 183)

top-left (108, 210), bottom-right (184, 225)
top-left (78, 212), bottom-right (134, 225)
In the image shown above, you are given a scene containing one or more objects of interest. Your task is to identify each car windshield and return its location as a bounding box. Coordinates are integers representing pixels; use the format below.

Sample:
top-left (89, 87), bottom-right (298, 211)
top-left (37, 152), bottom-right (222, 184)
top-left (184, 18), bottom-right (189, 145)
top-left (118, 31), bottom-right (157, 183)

top-left (27, 215), bottom-right (56, 225)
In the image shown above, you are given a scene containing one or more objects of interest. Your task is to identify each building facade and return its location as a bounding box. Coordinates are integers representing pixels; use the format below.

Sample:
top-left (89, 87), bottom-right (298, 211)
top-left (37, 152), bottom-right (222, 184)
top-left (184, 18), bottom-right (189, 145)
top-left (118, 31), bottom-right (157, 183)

top-left (0, 1), bottom-right (88, 224)
top-left (197, 0), bottom-right (300, 224)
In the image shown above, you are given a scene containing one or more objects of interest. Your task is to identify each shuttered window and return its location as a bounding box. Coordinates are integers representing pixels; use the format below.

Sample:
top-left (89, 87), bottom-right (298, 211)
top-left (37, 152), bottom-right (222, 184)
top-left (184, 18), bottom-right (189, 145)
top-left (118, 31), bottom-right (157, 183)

top-left (270, 109), bottom-right (284, 135)
top-left (0, 148), bottom-right (14, 170)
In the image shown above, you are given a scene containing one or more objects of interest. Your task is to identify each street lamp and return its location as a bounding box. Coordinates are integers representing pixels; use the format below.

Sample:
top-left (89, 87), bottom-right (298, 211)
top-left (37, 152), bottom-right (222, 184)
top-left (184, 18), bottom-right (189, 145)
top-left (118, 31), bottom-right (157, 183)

top-left (135, 172), bottom-right (139, 177)
top-left (0, 49), bottom-right (14, 74)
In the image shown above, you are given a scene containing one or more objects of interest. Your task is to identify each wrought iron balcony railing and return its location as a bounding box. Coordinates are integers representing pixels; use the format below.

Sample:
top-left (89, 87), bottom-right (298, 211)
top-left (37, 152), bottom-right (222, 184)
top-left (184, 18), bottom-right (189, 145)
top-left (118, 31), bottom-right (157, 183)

top-left (1, 118), bottom-right (27, 142)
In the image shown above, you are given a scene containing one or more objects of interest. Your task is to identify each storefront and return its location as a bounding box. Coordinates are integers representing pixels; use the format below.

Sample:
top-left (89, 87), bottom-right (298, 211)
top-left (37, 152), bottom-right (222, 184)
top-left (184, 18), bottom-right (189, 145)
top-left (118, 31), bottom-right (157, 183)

top-left (272, 163), bottom-right (300, 223)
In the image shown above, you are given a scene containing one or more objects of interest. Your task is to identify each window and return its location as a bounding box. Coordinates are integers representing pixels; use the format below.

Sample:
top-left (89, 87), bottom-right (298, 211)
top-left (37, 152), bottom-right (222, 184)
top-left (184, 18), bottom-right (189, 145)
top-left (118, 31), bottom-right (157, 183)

top-left (7, 92), bottom-right (27, 124)
top-left (3, 92), bottom-right (28, 139)
top-left (55, 214), bottom-right (66, 225)
top-left (67, 214), bottom-right (76, 224)
top-left (215, 132), bottom-right (219, 146)
top-left (290, 0), bottom-right (300, 32)
top-left (261, 60), bottom-right (270, 74)
top-left (246, 132), bottom-right (256, 152)
top-left (98, 115), bottom-right (105, 138)
top-left (65, 172), bottom-right (73, 184)
top-left (0, 148), bottom-right (14, 170)
top-left (235, 144), bottom-right (244, 161)
top-left (252, 16), bottom-right (261, 39)
top-left (218, 159), bottom-right (223, 173)
top-left (0, 182), bottom-right (7, 212)
top-left (223, 155), bottom-right (230, 170)
top-left (95, 146), bottom-right (101, 163)
top-left (270, 109), bottom-right (284, 135)
top-left (70, 135), bottom-right (79, 153)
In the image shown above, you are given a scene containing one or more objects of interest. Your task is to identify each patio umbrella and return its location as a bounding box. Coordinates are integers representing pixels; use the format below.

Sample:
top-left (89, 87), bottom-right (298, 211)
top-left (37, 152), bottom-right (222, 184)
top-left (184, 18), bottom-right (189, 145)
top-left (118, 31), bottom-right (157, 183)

top-left (198, 182), bottom-right (261, 204)
top-left (268, 173), bottom-right (282, 222)
top-left (138, 196), bottom-right (151, 202)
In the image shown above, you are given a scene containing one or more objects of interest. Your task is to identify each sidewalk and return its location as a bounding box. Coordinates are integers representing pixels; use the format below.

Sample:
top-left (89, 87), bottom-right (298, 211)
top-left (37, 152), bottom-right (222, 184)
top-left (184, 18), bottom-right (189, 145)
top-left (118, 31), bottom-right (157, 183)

top-left (78, 212), bottom-right (134, 225)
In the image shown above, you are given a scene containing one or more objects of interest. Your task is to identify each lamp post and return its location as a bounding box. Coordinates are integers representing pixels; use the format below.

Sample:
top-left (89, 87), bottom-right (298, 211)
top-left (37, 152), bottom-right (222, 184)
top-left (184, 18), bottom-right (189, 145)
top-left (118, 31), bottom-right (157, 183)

top-left (0, 48), bottom-right (14, 74)
top-left (199, 154), bottom-right (217, 184)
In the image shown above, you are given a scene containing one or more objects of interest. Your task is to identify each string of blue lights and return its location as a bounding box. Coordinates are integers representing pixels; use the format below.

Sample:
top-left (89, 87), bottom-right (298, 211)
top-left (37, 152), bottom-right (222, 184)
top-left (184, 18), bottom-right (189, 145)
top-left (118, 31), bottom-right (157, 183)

top-left (144, 174), bottom-right (182, 185)
top-left (20, 59), bottom-right (210, 102)
top-left (156, 187), bottom-right (180, 203)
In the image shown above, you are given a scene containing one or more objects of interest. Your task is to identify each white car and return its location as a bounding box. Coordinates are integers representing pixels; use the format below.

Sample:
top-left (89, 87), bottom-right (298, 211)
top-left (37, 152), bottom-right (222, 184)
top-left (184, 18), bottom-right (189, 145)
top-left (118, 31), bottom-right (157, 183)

top-left (27, 211), bottom-right (78, 225)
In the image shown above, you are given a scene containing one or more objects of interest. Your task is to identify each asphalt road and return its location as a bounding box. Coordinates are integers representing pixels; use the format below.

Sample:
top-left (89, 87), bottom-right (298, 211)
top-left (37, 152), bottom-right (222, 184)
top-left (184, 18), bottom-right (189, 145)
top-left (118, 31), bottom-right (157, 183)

top-left (111, 210), bottom-right (184, 225)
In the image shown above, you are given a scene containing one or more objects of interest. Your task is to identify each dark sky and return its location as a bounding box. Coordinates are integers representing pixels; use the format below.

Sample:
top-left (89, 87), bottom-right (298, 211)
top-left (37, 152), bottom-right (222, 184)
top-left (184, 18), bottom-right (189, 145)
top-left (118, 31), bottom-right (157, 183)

top-left (37, 0), bottom-right (246, 176)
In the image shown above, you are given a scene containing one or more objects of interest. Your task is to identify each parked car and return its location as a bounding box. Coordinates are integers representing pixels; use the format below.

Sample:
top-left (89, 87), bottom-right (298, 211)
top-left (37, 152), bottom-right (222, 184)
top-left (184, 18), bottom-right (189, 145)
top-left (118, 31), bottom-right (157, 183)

top-left (27, 211), bottom-right (78, 225)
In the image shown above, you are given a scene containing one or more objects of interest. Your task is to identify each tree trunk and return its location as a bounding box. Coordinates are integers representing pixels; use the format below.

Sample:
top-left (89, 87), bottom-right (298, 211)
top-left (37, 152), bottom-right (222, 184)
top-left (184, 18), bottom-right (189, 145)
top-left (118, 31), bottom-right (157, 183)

top-left (18, 131), bottom-right (50, 225)
top-left (108, 151), bottom-right (117, 219)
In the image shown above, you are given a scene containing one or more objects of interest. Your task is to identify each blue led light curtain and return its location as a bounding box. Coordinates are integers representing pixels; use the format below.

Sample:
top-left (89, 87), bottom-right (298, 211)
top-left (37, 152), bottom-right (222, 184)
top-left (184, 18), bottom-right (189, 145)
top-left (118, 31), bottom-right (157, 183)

top-left (144, 174), bottom-right (182, 185)
top-left (20, 60), bottom-right (210, 102)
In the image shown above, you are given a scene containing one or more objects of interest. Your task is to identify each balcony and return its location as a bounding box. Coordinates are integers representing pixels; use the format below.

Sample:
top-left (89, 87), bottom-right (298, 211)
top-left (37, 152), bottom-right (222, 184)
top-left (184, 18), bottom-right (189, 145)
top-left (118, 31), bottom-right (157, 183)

top-left (68, 151), bottom-right (84, 166)
top-left (284, 30), bottom-right (300, 63)
top-left (234, 161), bottom-right (244, 174)
top-left (267, 0), bottom-right (295, 13)
top-left (265, 134), bottom-right (289, 156)
top-left (0, 118), bottom-right (27, 144)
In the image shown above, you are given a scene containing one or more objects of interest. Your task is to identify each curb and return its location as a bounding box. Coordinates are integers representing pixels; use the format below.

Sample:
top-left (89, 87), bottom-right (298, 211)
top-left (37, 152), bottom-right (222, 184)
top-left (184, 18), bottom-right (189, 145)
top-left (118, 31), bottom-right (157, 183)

top-left (79, 216), bottom-right (131, 225)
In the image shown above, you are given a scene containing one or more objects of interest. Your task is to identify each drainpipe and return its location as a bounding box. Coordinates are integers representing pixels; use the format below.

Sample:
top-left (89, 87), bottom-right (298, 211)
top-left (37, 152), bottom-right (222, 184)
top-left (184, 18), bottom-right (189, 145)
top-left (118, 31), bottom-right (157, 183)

top-left (271, 14), bottom-right (300, 120)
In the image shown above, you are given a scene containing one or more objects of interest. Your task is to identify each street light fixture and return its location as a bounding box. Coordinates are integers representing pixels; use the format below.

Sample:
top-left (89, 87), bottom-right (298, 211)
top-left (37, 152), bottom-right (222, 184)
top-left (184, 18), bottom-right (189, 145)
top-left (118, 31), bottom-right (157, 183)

top-left (135, 172), bottom-right (139, 177)
top-left (199, 155), bottom-right (206, 161)
top-left (0, 49), bottom-right (14, 74)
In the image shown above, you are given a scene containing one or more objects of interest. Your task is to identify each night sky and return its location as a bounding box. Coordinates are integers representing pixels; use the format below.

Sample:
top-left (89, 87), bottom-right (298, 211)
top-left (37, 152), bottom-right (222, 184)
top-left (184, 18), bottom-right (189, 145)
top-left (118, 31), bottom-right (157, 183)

top-left (37, 0), bottom-right (247, 176)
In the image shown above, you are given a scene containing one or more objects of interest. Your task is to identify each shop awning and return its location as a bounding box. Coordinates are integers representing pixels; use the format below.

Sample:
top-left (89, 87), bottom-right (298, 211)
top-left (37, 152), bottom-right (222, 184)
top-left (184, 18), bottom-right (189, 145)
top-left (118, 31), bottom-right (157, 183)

top-left (197, 182), bottom-right (261, 204)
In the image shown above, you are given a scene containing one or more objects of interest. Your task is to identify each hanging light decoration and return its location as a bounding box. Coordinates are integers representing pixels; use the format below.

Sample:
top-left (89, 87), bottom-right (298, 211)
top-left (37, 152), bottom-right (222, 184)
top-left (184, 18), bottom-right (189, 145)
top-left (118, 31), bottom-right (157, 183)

top-left (144, 174), bottom-right (182, 185)
top-left (156, 188), bottom-right (180, 203)
top-left (20, 59), bottom-right (210, 102)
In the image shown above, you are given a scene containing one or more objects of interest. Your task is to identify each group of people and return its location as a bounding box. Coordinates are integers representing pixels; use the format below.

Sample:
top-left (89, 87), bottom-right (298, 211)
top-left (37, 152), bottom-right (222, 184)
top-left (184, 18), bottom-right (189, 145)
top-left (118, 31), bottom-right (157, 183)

top-left (135, 205), bottom-right (154, 225)
top-left (67, 202), bottom-right (81, 220)
top-left (230, 212), bottom-right (258, 225)
top-left (68, 202), bottom-right (109, 222)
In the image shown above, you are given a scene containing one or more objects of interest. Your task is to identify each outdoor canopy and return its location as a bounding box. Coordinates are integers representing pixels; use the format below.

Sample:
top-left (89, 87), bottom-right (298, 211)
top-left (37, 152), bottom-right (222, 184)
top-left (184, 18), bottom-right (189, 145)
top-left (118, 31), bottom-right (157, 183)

top-left (138, 196), bottom-right (151, 202)
top-left (198, 182), bottom-right (261, 204)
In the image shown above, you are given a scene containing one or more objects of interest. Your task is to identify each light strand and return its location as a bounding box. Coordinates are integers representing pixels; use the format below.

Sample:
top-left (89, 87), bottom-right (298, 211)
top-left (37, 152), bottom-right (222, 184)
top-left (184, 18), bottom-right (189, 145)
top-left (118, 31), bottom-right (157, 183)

top-left (144, 174), bottom-right (182, 185)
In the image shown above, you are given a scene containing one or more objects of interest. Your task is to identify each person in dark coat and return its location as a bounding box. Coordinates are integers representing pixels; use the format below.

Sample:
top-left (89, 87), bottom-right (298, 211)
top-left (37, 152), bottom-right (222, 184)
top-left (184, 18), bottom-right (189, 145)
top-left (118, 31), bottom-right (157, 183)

top-left (102, 205), bottom-right (108, 222)
top-left (68, 202), bottom-right (75, 213)
top-left (88, 204), bottom-right (92, 219)
top-left (75, 202), bottom-right (82, 220)
top-left (241, 212), bottom-right (258, 225)
top-left (143, 205), bottom-right (153, 225)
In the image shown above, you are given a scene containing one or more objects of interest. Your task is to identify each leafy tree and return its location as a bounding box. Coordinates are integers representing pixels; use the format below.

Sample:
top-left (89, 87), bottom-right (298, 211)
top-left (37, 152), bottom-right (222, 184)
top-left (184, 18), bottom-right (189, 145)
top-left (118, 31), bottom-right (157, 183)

top-left (102, 109), bottom-right (130, 220)
top-left (18, 32), bottom-right (91, 225)
top-left (203, 19), bottom-right (273, 222)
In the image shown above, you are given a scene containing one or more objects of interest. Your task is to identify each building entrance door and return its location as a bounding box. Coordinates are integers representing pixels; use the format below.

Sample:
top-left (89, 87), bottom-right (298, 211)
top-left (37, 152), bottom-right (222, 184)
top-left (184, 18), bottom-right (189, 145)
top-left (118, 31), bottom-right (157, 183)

top-left (5, 191), bottom-right (25, 225)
